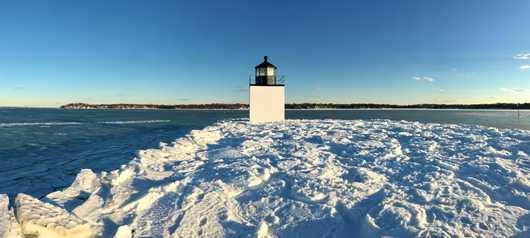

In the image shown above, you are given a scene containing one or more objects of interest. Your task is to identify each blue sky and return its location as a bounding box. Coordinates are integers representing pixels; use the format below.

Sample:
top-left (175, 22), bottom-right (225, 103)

top-left (1, 0), bottom-right (530, 107)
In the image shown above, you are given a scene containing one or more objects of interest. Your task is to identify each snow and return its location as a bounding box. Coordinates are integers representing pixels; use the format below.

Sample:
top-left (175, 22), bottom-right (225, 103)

top-left (1, 119), bottom-right (529, 237)
top-left (14, 194), bottom-right (97, 238)
top-left (0, 194), bottom-right (23, 238)
top-left (113, 225), bottom-right (133, 238)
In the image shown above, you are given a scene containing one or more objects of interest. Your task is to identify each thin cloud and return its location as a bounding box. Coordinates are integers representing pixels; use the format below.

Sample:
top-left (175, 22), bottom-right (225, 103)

top-left (514, 53), bottom-right (530, 60)
top-left (439, 89), bottom-right (445, 92)
top-left (520, 65), bottom-right (530, 70)
top-left (499, 87), bottom-right (529, 93)
top-left (413, 76), bottom-right (435, 82)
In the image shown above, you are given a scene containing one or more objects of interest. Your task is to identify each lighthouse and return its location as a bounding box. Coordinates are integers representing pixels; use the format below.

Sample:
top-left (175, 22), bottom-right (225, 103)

top-left (249, 56), bottom-right (285, 123)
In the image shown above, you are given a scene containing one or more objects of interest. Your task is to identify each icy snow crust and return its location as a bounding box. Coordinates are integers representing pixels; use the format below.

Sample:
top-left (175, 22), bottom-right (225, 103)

top-left (1, 119), bottom-right (529, 238)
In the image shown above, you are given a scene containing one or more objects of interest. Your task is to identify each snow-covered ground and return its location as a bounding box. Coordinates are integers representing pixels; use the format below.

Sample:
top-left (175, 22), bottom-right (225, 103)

top-left (1, 119), bottom-right (529, 238)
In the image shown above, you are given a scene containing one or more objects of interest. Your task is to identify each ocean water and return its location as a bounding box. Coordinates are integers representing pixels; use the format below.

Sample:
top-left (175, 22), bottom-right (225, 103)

top-left (0, 108), bottom-right (529, 199)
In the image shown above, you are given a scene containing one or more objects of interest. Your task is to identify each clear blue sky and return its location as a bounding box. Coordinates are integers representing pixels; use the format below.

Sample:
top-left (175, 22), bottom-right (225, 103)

top-left (1, 0), bottom-right (530, 107)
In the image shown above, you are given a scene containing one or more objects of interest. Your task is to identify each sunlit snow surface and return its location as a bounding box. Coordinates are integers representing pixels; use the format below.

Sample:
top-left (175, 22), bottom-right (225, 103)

top-left (1, 119), bottom-right (529, 238)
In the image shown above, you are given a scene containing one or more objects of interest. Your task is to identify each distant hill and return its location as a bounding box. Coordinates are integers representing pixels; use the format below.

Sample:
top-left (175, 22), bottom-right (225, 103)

top-left (61, 102), bottom-right (530, 110)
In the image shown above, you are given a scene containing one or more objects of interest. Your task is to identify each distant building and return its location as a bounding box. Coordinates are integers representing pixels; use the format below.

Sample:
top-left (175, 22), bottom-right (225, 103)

top-left (249, 56), bottom-right (285, 123)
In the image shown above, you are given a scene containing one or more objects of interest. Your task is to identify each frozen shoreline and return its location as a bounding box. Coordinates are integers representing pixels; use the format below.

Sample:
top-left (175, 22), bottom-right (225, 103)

top-left (1, 119), bottom-right (529, 237)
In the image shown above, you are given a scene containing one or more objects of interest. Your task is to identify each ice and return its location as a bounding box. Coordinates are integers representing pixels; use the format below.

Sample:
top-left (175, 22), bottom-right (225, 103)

top-left (2, 119), bottom-right (529, 237)
top-left (0, 122), bottom-right (82, 127)
top-left (0, 195), bottom-right (8, 236)
top-left (0, 120), bottom-right (171, 127)
top-left (113, 225), bottom-right (132, 238)
top-left (15, 194), bottom-right (98, 238)
top-left (0, 194), bottom-right (23, 238)
top-left (98, 120), bottom-right (170, 125)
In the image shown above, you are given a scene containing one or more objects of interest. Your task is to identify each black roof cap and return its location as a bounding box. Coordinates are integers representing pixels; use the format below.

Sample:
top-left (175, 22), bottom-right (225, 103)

top-left (255, 56), bottom-right (277, 69)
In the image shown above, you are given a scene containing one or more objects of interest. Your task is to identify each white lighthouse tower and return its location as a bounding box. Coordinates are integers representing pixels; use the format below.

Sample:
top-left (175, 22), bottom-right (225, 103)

top-left (249, 56), bottom-right (285, 123)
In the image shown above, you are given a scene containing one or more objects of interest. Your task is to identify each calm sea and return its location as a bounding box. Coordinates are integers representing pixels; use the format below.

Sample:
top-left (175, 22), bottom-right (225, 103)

top-left (1, 108), bottom-right (529, 198)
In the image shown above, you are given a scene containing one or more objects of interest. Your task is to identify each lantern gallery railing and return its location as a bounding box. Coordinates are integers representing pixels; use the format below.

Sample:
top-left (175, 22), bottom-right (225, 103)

top-left (248, 75), bottom-right (285, 86)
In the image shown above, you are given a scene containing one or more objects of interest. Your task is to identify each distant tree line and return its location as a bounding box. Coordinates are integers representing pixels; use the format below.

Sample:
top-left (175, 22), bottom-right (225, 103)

top-left (61, 103), bottom-right (248, 109)
top-left (61, 102), bottom-right (530, 110)
top-left (285, 103), bottom-right (530, 110)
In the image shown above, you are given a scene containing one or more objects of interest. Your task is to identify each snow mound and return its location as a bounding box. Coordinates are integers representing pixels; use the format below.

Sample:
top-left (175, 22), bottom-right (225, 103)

top-left (1, 119), bottom-right (529, 237)
top-left (0, 195), bottom-right (23, 238)
top-left (14, 194), bottom-right (98, 238)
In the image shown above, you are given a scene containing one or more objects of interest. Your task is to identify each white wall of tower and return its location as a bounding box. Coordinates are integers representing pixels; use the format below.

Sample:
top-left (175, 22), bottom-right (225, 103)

top-left (249, 86), bottom-right (285, 123)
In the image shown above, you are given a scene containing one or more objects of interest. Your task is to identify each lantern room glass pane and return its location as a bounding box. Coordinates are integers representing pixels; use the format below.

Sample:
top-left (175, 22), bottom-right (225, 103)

top-left (266, 67), bottom-right (275, 75)
top-left (257, 68), bottom-right (266, 76)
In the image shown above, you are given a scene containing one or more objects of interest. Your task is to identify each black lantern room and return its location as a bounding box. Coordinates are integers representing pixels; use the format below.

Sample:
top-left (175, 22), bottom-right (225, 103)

top-left (253, 56), bottom-right (279, 86)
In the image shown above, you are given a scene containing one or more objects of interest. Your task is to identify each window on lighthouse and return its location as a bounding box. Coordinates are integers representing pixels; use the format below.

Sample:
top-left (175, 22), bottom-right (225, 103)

top-left (266, 67), bottom-right (275, 76)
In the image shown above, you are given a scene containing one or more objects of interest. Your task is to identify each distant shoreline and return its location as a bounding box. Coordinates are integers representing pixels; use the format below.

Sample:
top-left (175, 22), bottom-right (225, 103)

top-left (58, 102), bottom-right (530, 110)
top-left (6, 108), bottom-right (530, 112)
